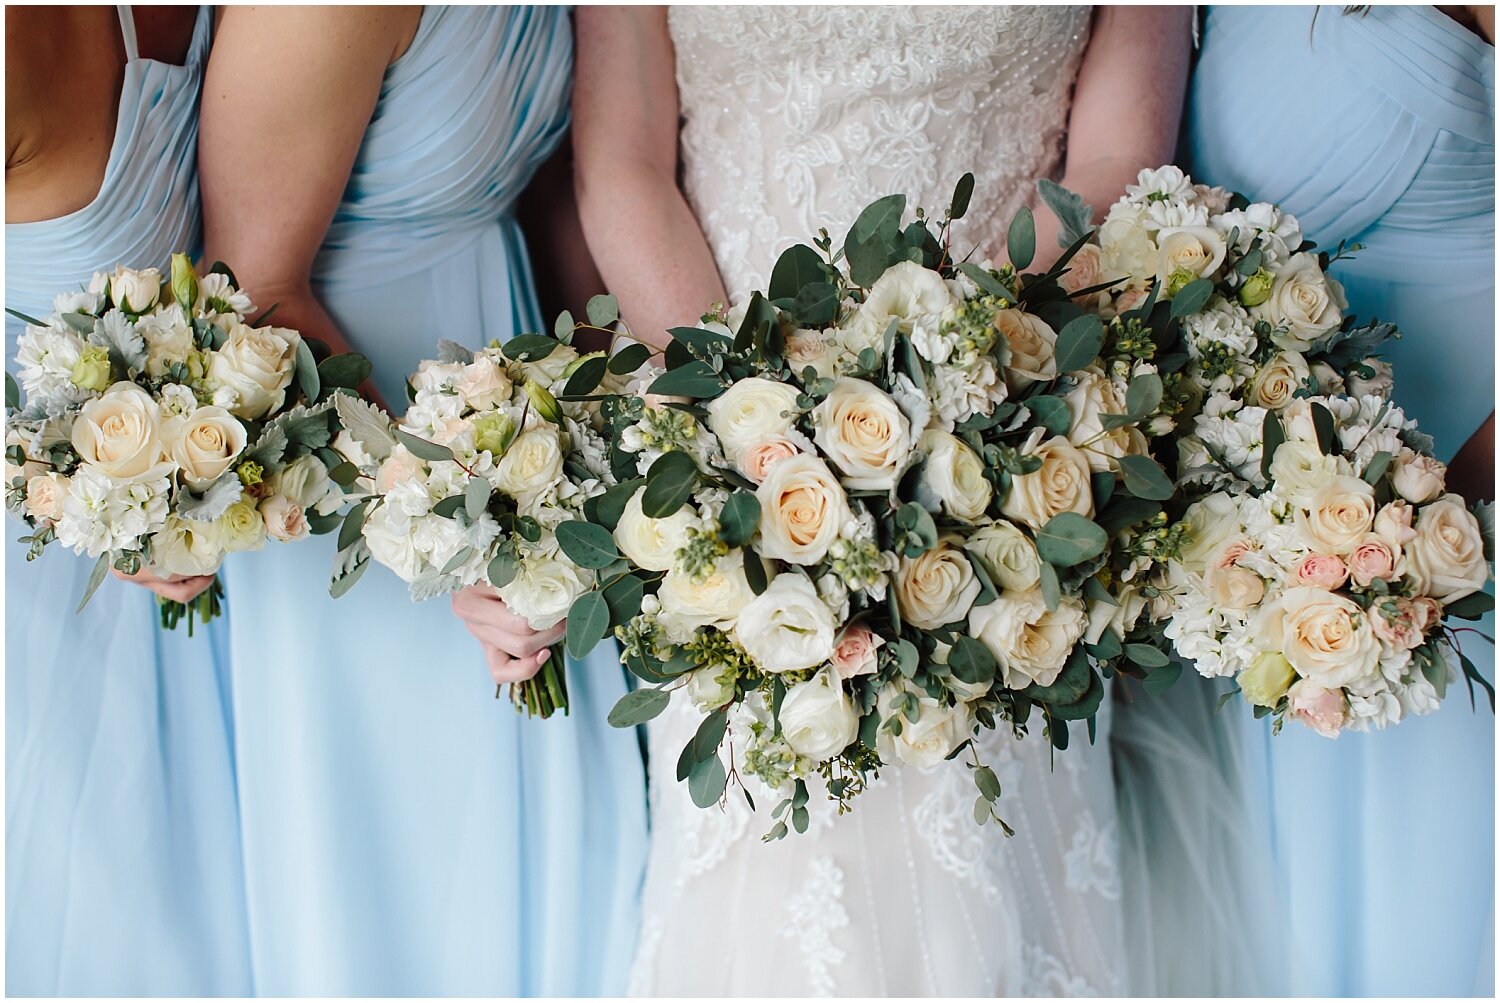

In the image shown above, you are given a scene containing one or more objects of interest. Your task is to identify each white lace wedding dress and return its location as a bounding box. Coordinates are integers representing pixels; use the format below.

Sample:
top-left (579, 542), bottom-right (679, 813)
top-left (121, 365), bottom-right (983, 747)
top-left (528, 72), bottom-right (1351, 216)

top-left (626, 7), bottom-right (1129, 996)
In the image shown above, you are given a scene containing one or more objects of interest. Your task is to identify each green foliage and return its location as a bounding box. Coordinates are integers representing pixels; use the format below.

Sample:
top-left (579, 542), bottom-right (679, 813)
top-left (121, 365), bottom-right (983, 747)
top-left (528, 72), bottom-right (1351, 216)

top-left (566, 591), bottom-right (611, 658)
top-left (1036, 512), bottom-right (1108, 567)
top-left (641, 450), bottom-right (698, 518)
top-left (1007, 205), bottom-right (1036, 271)
top-left (718, 491), bottom-right (761, 549)
top-left (608, 687), bottom-right (670, 728)
top-left (1054, 314), bottom-right (1105, 373)
top-left (557, 520), bottom-right (620, 569)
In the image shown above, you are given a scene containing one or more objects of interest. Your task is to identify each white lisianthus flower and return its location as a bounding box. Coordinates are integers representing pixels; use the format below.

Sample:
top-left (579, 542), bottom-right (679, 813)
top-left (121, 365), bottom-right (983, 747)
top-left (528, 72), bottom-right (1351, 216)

top-left (734, 574), bottom-right (837, 672)
top-left (497, 546), bottom-right (591, 630)
top-left (812, 378), bottom-right (911, 491)
top-left (614, 488), bottom-right (696, 572)
top-left (15, 322), bottom-right (93, 413)
top-left (917, 429), bottom-right (991, 521)
top-left (362, 505), bottom-right (426, 581)
top-left (969, 587), bottom-right (1088, 689)
top-left (847, 260), bottom-right (956, 344)
top-left (55, 466), bottom-right (170, 556)
top-left (163, 405), bottom-right (247, 489)
top-left (755, 453), bottom-right (852, 565)
top-left (778, 668), bottom-right (859, 759)
top-left (706, 376), bottom-right (802, 460)
top-left (206, 322), bottom-right (300, 419)
top-left (71, 382), bottom-right (171, 480)
top-left (894, 536), bottom-right (982, 629)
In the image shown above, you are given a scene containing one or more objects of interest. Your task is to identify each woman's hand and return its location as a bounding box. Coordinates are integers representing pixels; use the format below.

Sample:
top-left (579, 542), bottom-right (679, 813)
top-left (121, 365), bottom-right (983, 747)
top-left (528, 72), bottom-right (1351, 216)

top-left (113, 567), bottom-right (217, 604)
top-left (450, 585), bottom-right (564, 686)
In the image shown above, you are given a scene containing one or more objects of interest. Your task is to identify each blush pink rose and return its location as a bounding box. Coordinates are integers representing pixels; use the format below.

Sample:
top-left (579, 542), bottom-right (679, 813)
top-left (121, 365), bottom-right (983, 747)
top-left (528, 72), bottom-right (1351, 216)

top-left (1114, 285), bottom-right (1150, 314)
top-left (831, 624), bottom-right (883, 680)
top-left (1370, 597), bottom-right (1429, 651)
top-left (1347, 536), bottom-right (1398, 587)
top-left (1214, 537), bottom-right (1257, 570)
top-left (739, 436), bottom-right (802, 483)
top-left (1287, 680), bottom-right (1348, 738)
top-left (1294, 553), bottom-right (1349, 590)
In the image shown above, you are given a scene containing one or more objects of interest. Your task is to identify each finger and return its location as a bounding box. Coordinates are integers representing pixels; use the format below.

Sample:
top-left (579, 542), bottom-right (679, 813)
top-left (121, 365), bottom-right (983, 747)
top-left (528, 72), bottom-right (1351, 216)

top-left (466, 621), bottom-right (558, 660)
top-left (485, 645), bottom-right (542, 685)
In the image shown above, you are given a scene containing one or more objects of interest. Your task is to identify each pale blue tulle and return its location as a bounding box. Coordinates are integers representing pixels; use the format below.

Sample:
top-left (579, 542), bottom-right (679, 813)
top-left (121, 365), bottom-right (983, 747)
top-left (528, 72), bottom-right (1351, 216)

top-left (3, 6), bottom-right (253, 995)
top-left (218, 8), bottom-right (647, 995)
top-left (1186, 6), bottom-right (1495, 995)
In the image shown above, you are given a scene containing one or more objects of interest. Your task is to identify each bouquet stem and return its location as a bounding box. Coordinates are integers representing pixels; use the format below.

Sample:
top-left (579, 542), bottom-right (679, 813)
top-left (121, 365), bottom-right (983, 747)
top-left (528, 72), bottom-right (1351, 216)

top-left (158, 578), bottom-right (225, 636)
top-left (496, 642), bottom-right (570, 718)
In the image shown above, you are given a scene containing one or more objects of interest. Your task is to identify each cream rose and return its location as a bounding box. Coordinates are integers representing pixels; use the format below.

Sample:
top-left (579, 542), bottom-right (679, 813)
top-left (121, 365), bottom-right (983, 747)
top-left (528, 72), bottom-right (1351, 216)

top-left (894, 536), bottom-right (983, 629)
top-left (1064, 369), bottom-right (1148, 473)
top-left (1253, 252), bottom-right (1346, 350)
top-left (812, 378), bottom-right (910, 491)
top-left (1268, 439), bottom-right (1352, 507)
top-left (152, 514), bottom-right (223, 577)
top-left (657, 550), bottom-right (757, 636)
top-left (108, 265), bottom-right (162, 313)
top-left (24, 472), bottom-right (69, 523)
top-left (831, 624), bottom-right (883, 680)
top-left (1296, 475), bottom-right (1376, 555)
top-left (207, 323), bottom-right (300, 419)
top-left (1275, 587), bottom-right (1382, 691)
top-left (1248, 351), bottom-right (1311, 410)
top-left (259, 494), bottom-right (309, 543)
top-left (964, 519), bottom-right (1041, 592)
top-left (1175, 494), bottom-right (1241, 574)
top-left (706, 377), bottom-right (802, 460)
top-left (996, 309), bottom-right (1058, 388)
top-left (734, 574), bottom-right (838, 672)
top-left (778, 668), bottom-right (860, 759)
top-left (918, 429), bottom-right (992, 521)
top-left (164, 406), bottom-right (248, 489)
top-left (216, 499), bottom-right (267, 553)
top-left (1391, 448), bottom-right (1446, 505)
top-left (493, 428), bottom-right (564, 499)
top-left (71, 383), bottom-right (168, 479)
top-left (1404, 494), bottom-right (1489, 603)
top-left (755, 453), bottom-right (852, 565)
top-left (1000, 435), bottom-right (1094, 530)
top-left (738, 435), bottom-right (802, 483)
top-left (1209, 564), bottom-right (1268, 608)
top-left (614, 488), bottom-right (696, 572)
top-left (1156, 226), bottom-right (1227, 287)
top-left (1084, 584), bottom-right (1147, 646)
top-left (969, 587), bottom-right (1088, 689)
top-left (875, 686), bottom-right (970, 768)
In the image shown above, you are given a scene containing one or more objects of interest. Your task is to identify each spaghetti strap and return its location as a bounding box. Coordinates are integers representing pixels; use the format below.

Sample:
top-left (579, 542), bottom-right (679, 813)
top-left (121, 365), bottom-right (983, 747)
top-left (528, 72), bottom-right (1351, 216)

top-left (115, 5), bottom-right (139, 62)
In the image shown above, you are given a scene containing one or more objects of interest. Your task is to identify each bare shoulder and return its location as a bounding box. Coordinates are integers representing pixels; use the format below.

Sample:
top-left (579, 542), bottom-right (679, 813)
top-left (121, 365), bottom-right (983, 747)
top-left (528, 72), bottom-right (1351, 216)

top-left (216, 4), bottom-right (422, 65)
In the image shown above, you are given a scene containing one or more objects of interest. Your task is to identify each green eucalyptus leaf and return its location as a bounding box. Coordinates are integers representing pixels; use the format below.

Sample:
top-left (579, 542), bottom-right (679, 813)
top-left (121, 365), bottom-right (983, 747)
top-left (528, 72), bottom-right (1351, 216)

top-left (1053, 314), bottom-right (1105, 373)
top-left (608, 342), bottom-right (654, 375)
top-left (1261, 411), bottom-right (1286, 482)
top-left (949, 172), bottom-right (975, 221)
top-left (395, 429), bottom-right (454, 463)
top-left (294, 337), bottom-right (320, 402)
top-left (688, 752), bottom-right (728, 808)
top-left (719, 491), bottom-right (761, 549)
top-left (641, 450), bottom-right (699, 518)
top-left (566, 590), bottom-right (611, 658)
top-left (563, 354), bottom-right (608, 397)
top-left (1027, 396), bottom-right (1072, 437)
top-left (586, 293), bottom-right (619, 328)
top-left (1169, 278), bottom-right (1215, 318)
top-left (487, 551), bottom-right (518, 589)
top-left (768, 244), bottom-right (826, 300)
top-left (501, 333), bottom-right (559, 362)
top-left (1124, 373), bottom-right (1163, 419)
top-left (317, 353), bottom-right (373, 391)
top-left (1310, 401), bottom-right (1338, 456)
top-left (948, 636), bottom-right (997, 686)
top-left (607, 687), bottom-right (670, 728)
top-left (1035, 512), bottom-right (1108, 567)
top-left (1007, 205), bottom-right (1036, 271)
top-left (464, 476), bottom-right (491, 522)
top-left (648, 360), bottom-right (723, 399)
top-left (556, 520), bottom-right (620, 569)
top-left (1118, 454), bottom-right (1174, 501)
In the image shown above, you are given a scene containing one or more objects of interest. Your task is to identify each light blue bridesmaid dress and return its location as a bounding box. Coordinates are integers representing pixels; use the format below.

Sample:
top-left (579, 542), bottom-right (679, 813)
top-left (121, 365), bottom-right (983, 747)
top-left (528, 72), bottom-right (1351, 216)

top-left (1188, 5), bottom-right (1495, 996)
top-left (3, 6), bottom-right (252, 995)
top-left (218, 8), bottom-right (647, 995)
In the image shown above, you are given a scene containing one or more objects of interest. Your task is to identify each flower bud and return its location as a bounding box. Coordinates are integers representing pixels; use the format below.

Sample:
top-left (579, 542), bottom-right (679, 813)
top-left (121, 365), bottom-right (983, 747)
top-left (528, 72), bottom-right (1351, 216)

top-left (170, 253), bottom-right (200, 310)
top-left (472, 412), bottom-right (516, 455)
top-left (1237, 268), bottom-right (1274, 308)
top-left (69, 345), bottom-right (112, 391)
top-left (524, 381), bottom-right (562, 423)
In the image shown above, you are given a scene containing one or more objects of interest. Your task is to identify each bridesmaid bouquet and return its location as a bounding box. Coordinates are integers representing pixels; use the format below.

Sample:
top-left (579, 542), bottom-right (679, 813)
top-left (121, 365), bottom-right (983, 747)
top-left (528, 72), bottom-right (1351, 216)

top-left (592, 180), bottom-right (1175, 836)
top-left (5, 255), bottom-right (370, 632)
top-left (328, 303), bottom-right (635, 718)
top-left (1059, 165), bottom-right (1495, 735)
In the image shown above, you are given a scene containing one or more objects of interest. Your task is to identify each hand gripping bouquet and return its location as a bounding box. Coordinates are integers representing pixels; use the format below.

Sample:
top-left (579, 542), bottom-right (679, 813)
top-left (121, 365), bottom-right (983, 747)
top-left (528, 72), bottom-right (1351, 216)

top-left (1077, 165), bottom-right (1495, 735)
top-left (590, 178), bottom-right (1182, 838)
top-left (328, 299), bottom-right (638, 718)
top-left (5, 255), bottom-right (371, 632)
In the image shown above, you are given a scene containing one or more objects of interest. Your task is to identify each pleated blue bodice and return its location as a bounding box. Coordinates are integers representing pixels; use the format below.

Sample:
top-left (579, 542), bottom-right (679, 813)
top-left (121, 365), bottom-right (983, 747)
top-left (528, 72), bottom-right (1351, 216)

top-left (4, 7), bottom-right (251, 995)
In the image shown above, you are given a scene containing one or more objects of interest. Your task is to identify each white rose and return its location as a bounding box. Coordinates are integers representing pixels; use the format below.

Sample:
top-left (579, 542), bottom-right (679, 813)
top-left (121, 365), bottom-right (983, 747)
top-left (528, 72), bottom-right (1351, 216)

top-left (71, 382), bottom-right (169, 479)
top-left (1268, 439), bottom-right (1352, 507)
top-left (894, 536), bottom-right (983, 629)
top-left (362, 505), bottom-right (425, 580)
top-left (494, 428), bottom-right (564, 499)
top-left (152, 513), bottom-right (224, 577)
top-left (453, 357), bottom-right (513, 410)
top-left (163, 406), bottom-right (247, 489)
top-left (1295, 475), bottom-right (1375, 555)
top-left (755, 453), bottom-right (852, 565)
top-left (969, 587), bottom-right (1088, 689)
top-left (779, 668), bottom-right (860, 759)
top-left (259, 494), bottom-right (309, 543)
top-left (271, 454), bottom-right (339, 515)
top-left (1000, 435), bottom-right (1094, 530)
top-left (1176, 494), bottom-right (1241, 574)
top-left (496, 549), bottom-right (591, 630)
top-left (706, 377), bottom-right (801, 459)
top-left (1156, 226), bottom-right (1227, 287)
top-left (875, 686), bottom-right (970, 768)
top-left (812, 378), bottom-right (910, 491)
top-left (24, 472), bottom-right (69, 523)
top-left (107, 266), bottom-right (161, 313)
top-left (1252, 252), bottom-right (1346, 350)
top-left (207, 323), bottom-right (300, 419)
top-left (1248, 351), bottom-right (1310, 410)
top-left (734, 574), bottom-right (838, 672)
top-left (1273, 587), bottom-right (1382, 691)
top-left (657, 550), bottom-right (758, 635)
top-left (1391, 448), bottom-right (1446, 505)
top-left (1405, 494), bottom-right (1489, 603)
top-left (996, 309), bottom-right (1058, 388)
top-left (918, 429), bottom-right (991, 521)
top-left (614, 488), bottom-right (696, 572)
top-left (1064, 369), bottom-right (1148, 473)
top-left (964, 519), bottom-right (1041, 592)
top-left (685, 665), bottom-right (736, 711)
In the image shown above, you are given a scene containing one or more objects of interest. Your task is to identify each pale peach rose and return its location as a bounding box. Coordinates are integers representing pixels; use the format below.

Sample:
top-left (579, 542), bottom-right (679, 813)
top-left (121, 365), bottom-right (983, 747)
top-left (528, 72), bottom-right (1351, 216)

top-left (1371, 597), bottom-right (1429, 651)
top-left (1213, 537), bottom-right (1258, 570)
top-left (996, 310), bottom-right (1058, 388)
top-left (831, 624), bottom-right (883, 680)
top-left (259, 494), bottom-right (309, 542)
top-left (1208, 564), bottom-right (1266, 609)
top-left (1347, 536), bottom-right (1398, 587)
top-left (375, 445), bottom-right (427, 493)
top-left (1059, 244), bottom-right (1103, 295)
top-left (738, 436), bottom-right (802, 484)
top-left (1373, 501), bottom-right (1417, 548)
top-left (24, 473), bottom-right (68, 523)
top-left (1287, 680), bottom-right (1348, 738)
top-left (1391, 448), bottom-right (1446, 505)
top-left (1294, 553), bottom-right (1349, 590)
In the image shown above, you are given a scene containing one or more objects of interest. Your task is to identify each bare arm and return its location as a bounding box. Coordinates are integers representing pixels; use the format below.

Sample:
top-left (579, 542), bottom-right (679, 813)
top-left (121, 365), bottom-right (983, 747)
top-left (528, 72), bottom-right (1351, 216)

top-left (1032, 6), bottom-right (1194, 262)
top-left (199, 5), bottom-right (418, 406)
top-left (1450, 413), bottom-right (1495, 505)
top-left (573, 5), bottom-right (726, 351)
top-left (515, 142), bottom-right (610, 351)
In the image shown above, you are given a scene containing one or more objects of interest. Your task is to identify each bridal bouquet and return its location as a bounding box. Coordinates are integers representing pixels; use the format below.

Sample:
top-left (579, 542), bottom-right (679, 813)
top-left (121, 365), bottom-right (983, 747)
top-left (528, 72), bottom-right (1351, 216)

top-left (5, 255), bottom-right (370, 632)
top-left (328, 300), bottom-right (637, 718)
top-left (594, 180), bottom-right (1177, 836)
top-left (1073, 165), bottom-right (1495, 735)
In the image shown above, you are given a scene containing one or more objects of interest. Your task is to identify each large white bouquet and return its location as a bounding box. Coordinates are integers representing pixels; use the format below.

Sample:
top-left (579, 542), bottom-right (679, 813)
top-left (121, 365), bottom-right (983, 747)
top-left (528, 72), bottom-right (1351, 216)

top-left (5, 255), bottom-right (369, 631)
